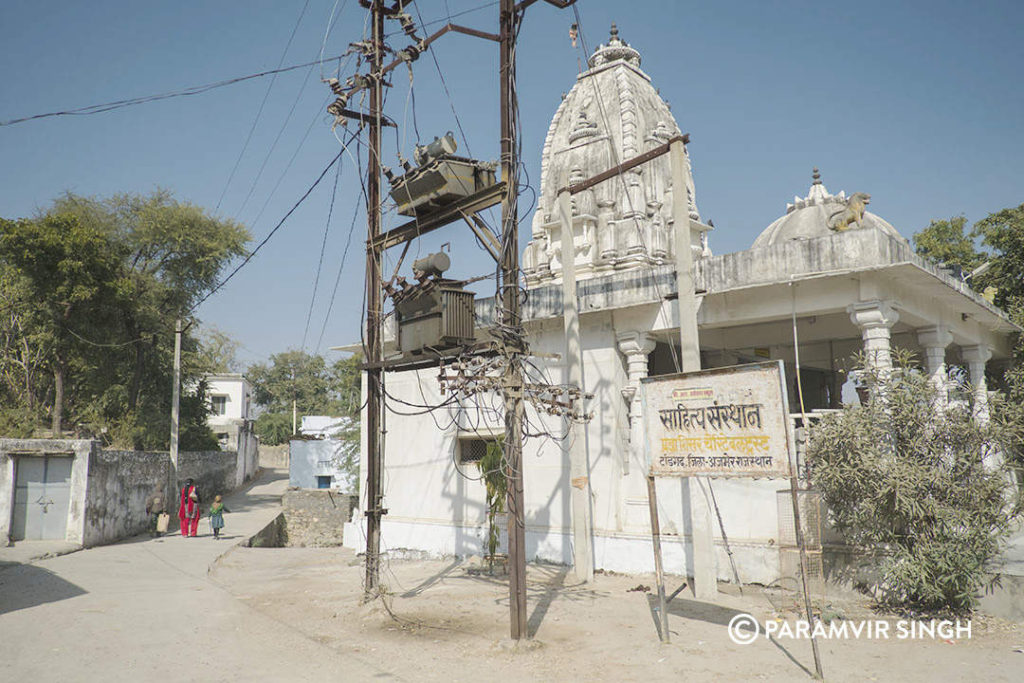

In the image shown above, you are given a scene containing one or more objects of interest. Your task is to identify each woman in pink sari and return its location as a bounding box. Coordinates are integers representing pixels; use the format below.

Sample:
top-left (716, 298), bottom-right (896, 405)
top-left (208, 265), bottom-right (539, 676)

top-left (178, 478), bottom-right (201, 537)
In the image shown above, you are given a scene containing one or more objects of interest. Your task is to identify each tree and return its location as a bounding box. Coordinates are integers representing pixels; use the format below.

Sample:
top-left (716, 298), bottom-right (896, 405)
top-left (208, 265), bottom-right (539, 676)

top-left (248, 350), bottom-right (332, 416)
top-left (807, 352), bottom-right (1020, 612)
top-left (0, 213), bottom-right (123, 432)
top-left (0, 190), bottom-right (250, 448)
top-left (477, 437), bottom-right (506, 566)
top-left (971, 203), bottom-right (1024, 314)
top-left (912, 204), bottom-right (1024, 321)
top-left (247, 350), bottom-right (362, 466)
top-left (196, 326), bottom-right (242, 374)
top-left (912, 216), bottom-right (985, 277)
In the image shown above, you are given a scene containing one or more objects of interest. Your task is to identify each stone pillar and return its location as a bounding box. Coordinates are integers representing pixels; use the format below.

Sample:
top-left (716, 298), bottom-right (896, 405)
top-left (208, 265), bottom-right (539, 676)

top-left (961, 344), bottom-right (992, 424)
top-left (916, 326), bottom-right (953, 405)
top-left (848, 301), bottom-right (900, 370)
top-left (617, 331), bottom-right (656, 442)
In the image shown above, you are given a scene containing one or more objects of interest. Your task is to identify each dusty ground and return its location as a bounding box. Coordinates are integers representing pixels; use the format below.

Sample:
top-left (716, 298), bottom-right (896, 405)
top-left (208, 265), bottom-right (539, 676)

top-left (4, 470), bottom-right (1022, 682)
top-left (213, 547), bottom-right (1024, 682)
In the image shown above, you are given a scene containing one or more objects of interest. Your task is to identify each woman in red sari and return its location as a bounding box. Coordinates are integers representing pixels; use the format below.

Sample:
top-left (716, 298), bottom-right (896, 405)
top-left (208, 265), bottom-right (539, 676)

top-left (178, 478), bottom-right (201, 537)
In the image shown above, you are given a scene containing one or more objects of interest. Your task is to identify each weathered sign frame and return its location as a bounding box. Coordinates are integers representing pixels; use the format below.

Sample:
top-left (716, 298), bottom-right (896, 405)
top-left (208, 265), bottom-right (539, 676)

top-left (638, 361), bottom-right (823, 677)
top-left (640, 360), bottom-right (793, 479)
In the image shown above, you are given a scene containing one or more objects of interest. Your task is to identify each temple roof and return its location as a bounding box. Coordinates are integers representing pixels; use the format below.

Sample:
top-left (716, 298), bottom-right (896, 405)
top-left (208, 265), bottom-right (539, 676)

top-left (751, 169), bottom-right (906, 249)
top-left (525, 24), bottom-right (703, 284)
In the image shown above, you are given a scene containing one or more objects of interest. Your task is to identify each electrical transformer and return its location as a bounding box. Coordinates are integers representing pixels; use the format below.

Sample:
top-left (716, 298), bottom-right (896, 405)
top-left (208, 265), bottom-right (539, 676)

top-left (390, 252), bottom-right (476, 354)
top-left (387, 132), bottom-right (498, 217)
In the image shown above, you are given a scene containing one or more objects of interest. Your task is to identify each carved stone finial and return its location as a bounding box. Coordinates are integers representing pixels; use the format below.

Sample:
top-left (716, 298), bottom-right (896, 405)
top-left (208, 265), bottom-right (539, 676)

top-left (812, 167), bottom-right (821, 185)
top-left (587, 21), bottom-right (640, 67)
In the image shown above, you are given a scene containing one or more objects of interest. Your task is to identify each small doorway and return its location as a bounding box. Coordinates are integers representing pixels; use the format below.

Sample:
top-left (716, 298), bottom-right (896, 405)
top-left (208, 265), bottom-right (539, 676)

top-left (11, 454), bottom-right (73, 541)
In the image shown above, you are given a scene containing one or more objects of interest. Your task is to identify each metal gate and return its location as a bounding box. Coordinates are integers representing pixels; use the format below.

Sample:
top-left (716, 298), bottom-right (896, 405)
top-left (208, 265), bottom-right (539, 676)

top-left (11, 454), bottom-right (73, 541)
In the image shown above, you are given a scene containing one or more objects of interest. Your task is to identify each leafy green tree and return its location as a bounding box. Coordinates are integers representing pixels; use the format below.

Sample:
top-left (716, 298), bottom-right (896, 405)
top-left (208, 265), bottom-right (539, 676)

top-left (476, 437), bottom-right (506, 565)
top-left (807, 352), bottom-right (1020, 612)
top-left (248, 350), bottom-right (332, 415)
top-left (0, 262), bottom-right (47, 423)
top-left (913, 204), bottom-right (1024, 321)
top-left (0, 190), bottom-right (249, 448)
top-left (912, 216), bottom-right (984, 276)
top-left (971, 203), bottom-right (1024, 314)
top-left (255, 411), bottom-right (294, 447)
top-left (0, 213), bottom-right (123, 432)
top-left (49, 191), bottom-right (248, 414)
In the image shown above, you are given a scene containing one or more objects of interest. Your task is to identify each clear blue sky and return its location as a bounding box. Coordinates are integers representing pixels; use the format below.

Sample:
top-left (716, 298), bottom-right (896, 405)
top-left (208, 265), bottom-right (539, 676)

top-left (2, 1), bottom-right (1022, 367)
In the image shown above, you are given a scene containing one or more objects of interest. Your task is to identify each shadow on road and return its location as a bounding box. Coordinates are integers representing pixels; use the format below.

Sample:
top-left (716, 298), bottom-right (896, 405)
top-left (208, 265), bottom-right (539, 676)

top-left (0, 563), bottom-right (87, 615)
top-left (650, 593), bottom-right (814, 678)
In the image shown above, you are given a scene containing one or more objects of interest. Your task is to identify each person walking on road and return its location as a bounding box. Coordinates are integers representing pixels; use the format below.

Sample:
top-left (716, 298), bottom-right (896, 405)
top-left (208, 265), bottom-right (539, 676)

top-left (209, 495), bottom-right (230, 539)
top-left (178, 478), bottom-right (201, 537)
top-left (145, 485), bottom-right (168, 537)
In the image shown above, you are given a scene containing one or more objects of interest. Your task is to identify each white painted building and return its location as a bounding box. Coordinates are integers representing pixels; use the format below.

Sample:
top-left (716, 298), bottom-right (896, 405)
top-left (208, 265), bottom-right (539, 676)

top-left (205, 373), bottom-right (253, 450)
top-left (288, 416), bottom-right (357, 492)
top-left (343, 27), bottom-right (1019, 583)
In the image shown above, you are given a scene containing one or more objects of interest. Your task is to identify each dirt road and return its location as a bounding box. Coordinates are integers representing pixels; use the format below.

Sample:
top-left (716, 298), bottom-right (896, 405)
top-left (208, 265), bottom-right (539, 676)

top-left (3, 469), bottom-right (1022, 682)
top-left (0, 469), bottom-right (396, 682)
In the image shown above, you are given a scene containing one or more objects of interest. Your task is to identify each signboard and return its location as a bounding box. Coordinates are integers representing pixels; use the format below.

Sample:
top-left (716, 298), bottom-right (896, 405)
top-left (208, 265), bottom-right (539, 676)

top-left (640, 361), bottom-right (792, 478)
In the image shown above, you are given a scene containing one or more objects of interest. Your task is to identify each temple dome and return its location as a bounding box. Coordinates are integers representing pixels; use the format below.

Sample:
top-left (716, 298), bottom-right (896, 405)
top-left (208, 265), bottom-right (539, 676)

top-left (752, 169), bottom-right (906, 249)
top-left (524, 23), bottom-right (706, 285)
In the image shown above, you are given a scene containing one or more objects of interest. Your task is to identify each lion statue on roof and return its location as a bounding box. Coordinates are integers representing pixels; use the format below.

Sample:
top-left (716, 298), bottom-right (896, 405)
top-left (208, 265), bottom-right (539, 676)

top-left (828, 192), bottom-right (871, 232)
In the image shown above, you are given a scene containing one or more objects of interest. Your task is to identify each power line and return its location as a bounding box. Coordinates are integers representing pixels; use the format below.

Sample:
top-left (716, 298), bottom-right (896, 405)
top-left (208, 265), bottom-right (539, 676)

top-left (240, 7), bottom-right (366, 225)
top-left (216, 0), bottom-right (313, 212)
top-left (190, 141), bottom-right (351, 314)
top-left (232, 61), bottom-right (318, 220)
top-left (302, 156), bottom-right (344, 351)
top-left (315, 117), bottom-right (367, 354)
top-left (0, 53), bottom-right (352, 129)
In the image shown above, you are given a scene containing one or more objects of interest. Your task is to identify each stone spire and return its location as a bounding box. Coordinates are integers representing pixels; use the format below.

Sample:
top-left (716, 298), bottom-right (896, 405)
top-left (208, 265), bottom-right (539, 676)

top-left (525, 24), bottom-right (706, 286)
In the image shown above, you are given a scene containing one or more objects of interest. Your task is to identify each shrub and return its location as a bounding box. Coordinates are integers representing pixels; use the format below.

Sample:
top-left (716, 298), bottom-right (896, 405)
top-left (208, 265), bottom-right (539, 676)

top-left (806, 352), bottom-right (1020, 613)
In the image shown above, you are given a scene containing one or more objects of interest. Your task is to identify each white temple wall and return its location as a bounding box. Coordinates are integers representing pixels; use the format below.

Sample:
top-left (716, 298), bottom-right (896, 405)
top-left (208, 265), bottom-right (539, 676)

top-left (344, 305), bottom-right (796, 584)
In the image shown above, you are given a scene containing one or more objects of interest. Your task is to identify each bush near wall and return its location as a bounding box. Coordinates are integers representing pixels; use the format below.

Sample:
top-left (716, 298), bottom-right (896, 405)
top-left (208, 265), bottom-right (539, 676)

top-left (807, 352), bottom-right (1022, 613)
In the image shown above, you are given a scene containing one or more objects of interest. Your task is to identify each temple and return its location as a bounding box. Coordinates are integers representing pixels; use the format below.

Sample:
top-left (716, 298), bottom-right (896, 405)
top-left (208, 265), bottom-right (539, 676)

top-left (342, 25), bottom-right (1019, 582)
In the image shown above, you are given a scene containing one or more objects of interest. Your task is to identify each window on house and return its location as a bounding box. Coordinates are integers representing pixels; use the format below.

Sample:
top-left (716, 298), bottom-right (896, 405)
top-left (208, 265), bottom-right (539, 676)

top-left (316, 475), bottom-right (332, 489)
top-left (211, 395), bottom-right (228, 415)
top-left (458, 437), bottom-right (500, 465)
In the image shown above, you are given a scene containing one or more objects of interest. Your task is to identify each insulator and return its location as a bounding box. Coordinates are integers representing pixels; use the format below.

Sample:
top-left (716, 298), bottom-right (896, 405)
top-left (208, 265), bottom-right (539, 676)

top-left (398, 13), bottom-right (416, 35)
top-left (327, 77), bottom-right (344, 95)
top-left (348, 40), bottom-right (373, 55)
top-left (347, 73), bottom-right (370, 90)
top-left (398, 44), bottom-right (421, 63)
top-left (326, 98), bottom-right (346, 117)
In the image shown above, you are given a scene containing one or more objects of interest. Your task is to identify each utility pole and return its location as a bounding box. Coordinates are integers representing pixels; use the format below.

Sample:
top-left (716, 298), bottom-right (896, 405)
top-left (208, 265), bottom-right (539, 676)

top-left (363, 0), bottom-right (386, 597)
top-left (170, 318), bottom-right (183, 507)
top-left (291, 368), bottom-right (297, 435)
top-left (558, 184), bottom-right (594, 583)
top-left (499, 0), bottom-right (528, 640)
top-left (669, 137), bottom-right (717, 601)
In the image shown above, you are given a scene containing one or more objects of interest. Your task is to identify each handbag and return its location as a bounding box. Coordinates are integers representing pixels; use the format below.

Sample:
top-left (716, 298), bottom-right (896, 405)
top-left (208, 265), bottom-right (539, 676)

top-left (156, 513), bottom-right (170, 533)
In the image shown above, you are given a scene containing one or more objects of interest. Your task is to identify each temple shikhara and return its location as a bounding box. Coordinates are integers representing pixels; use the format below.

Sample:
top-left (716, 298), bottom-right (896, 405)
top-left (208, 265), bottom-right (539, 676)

top-left (343, 25), bottom-right (1019, 582)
